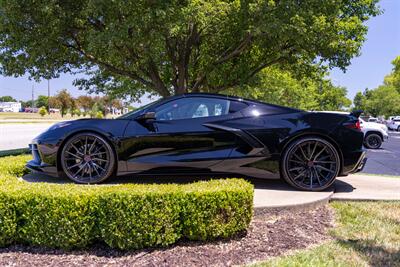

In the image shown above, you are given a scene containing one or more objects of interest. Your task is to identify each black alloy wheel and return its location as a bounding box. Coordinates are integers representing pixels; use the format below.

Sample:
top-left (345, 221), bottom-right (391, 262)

top-left (282, 137), bottom-right (340, 191)
top-left (61, 133), bottom-right (115, 183)
top-left (364, 133), bottom-right (382, 149)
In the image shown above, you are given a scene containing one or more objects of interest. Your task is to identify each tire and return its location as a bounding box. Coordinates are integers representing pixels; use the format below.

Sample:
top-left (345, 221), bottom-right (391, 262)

top-left (398, 126), bottom-right (400, 132)
top-left (60, 132), bottom-right (116, 184)
top-left (364, 133), bottom-right (382, 149)
top-left (281, 136), bottom-right (340, 191)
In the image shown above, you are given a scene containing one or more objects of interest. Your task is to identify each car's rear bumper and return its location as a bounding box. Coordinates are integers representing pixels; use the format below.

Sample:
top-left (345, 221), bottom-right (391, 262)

top-left (348, 151), bottom-right (367, 174)
top-left (340, 149), bottom-right (367, 176)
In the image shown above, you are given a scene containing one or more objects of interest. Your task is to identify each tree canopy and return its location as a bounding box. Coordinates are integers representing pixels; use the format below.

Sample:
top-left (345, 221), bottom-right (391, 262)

top-left (0, 95), bottom-right (16, 102)
top-left (0, 0), bottom-right (379, 99)
top-left (226, 66), bottom-right (351, 111)
top-left (353, 56), bottom-right (400, 117)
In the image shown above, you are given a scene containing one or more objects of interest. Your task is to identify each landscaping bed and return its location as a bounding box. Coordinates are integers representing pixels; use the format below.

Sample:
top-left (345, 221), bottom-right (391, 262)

top-left (0, 206), bottom-right (334, 267)
top-left (0, 155), bottom-right (253, 250)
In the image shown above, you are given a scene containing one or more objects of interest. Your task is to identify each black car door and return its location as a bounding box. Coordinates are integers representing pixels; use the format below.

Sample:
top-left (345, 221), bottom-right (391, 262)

top-left (122, 96), bottom-right (245, 173)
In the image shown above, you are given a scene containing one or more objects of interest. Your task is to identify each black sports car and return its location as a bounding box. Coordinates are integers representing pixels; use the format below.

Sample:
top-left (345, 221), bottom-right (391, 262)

top-left (27, 93), bottom-right (366, 191)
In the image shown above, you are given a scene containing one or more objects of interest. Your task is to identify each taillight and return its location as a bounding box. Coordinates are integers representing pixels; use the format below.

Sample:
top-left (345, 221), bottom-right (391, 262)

top-left (344, 120), bottom-right (361, 131)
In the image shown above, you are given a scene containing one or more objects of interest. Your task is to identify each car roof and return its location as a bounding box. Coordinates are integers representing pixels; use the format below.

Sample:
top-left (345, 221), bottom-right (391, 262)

top-left (178, 92), bottom-right (302, 111)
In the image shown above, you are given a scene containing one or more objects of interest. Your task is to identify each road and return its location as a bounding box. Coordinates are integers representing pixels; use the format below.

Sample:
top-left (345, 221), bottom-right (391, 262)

top-left (362, 131), bottom-right (400, 176)
top-left (0, 123), bottom-right (54, 151)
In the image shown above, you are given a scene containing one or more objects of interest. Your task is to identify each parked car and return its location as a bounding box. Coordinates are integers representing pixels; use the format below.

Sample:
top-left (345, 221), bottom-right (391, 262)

top-left (27, 93), bottom-right (366, 191)
top-left (388, 117), bottom-right (400, 131)
top-left (359, 118), bottom-right (389, 149)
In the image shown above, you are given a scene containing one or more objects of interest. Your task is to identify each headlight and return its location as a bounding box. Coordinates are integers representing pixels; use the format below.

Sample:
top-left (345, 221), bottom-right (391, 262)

top-left (47, 121), bottom-right (72, 131)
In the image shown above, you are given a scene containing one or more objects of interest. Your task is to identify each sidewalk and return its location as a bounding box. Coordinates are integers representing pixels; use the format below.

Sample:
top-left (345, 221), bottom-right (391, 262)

top-left (253, 174), bottom-right (400, 212)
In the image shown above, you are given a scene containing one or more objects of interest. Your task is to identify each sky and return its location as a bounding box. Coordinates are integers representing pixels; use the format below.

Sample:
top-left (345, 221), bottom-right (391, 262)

top-left (0, 0), bottom-right (399, 105)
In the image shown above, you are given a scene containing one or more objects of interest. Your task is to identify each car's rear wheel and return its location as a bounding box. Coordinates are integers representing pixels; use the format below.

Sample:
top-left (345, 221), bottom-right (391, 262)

top-left (364, 133), bottom-right (382, 149)
top-left (397, 126), bottom-right (400, 132)
top-left (281, 137), bottom-right (340, 191)
top-left (61, 133), bottom-right (115, 184)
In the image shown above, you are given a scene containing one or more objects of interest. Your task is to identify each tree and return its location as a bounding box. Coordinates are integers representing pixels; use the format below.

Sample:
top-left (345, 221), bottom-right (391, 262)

top-left (0, 96), bottom-right (16, 102)
top-left (315, 81), bottom-right (351, 111)
top-left (226, 66), bottom-right (350, 111)
top-left (50, 89), bottom-right (73, 117)
top-left (364, 85), bottom-right (400, 117)
top-left (36, 95), bottom-right (49, 110)
top-left (0, 0), bottom-right (379, 99)
top-left (384, 56), bottom-right (400, 92)
top-left (76, 95), bottom-right (94, 115)
top-left (353, 91), bottom-right (367, 112)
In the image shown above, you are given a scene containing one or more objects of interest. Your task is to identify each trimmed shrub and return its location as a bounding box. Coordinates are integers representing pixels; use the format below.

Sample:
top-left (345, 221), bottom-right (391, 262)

top-left (0, 155), bottom-right (254, 250)
top-left (0, 193), bottom-right (17, 247)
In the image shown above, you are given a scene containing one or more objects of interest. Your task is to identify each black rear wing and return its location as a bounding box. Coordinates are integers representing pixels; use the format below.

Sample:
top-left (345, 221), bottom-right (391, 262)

top-left (350, 110), bottom-right (363, 118)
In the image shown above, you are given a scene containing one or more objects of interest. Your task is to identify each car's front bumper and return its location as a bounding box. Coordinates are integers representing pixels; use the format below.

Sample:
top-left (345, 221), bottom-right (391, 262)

top-left (26, 143), bottom-right (58, 176)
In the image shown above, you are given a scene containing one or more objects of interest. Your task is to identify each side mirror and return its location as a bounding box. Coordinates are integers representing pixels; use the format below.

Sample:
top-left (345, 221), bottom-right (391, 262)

top-left (136, 111), bottom-right (156, 121)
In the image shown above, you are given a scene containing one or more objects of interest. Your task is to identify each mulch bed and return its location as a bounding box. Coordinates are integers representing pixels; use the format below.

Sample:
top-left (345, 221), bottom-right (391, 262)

top-left (0, 206), bottom-right (334, 267)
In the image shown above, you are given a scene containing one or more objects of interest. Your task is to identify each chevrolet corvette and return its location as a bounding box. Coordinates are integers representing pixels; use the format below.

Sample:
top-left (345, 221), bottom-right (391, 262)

top-left (27, 93), bottom-right (366, 191)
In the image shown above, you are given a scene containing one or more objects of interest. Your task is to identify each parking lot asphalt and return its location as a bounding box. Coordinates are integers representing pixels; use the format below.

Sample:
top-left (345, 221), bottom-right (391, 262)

top-left (362, 131), bottom-right (400, 176)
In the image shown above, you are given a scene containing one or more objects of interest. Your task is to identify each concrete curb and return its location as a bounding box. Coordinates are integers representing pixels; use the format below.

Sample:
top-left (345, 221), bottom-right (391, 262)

top-left (254, 191), bottom-right (334, 215)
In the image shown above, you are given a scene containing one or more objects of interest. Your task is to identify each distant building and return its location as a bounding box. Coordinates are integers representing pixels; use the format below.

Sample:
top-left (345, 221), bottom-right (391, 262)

top-left (0, 102), bottom-right (21, 112)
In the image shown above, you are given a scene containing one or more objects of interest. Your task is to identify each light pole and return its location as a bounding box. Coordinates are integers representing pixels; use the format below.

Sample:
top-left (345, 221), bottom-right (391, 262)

top-left (47, 79), bottom-right (50, 112)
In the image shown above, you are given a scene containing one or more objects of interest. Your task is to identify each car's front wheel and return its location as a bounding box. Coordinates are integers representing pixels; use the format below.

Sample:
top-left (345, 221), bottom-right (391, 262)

top-left (60, 132), bottom-right (116, 184)
top-left (281, 137), bottom-right (340, 191)
top-left (364, 133), bottom-right (382, 149)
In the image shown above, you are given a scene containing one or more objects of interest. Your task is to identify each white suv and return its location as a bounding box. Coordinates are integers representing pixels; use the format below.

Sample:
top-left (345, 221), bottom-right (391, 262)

top-left (388, 117), bottom-right (400, 131)
top-left (359, 118), bottom-right (389, 149)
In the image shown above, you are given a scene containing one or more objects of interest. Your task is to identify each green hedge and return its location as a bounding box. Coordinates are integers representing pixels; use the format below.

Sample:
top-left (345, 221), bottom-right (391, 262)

top-left (0, 155), bottom-right (253, 250)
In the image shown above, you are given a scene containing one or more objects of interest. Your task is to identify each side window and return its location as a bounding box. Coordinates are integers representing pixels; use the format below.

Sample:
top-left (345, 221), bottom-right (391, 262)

top-left (155, 97), bottom-right (231, 121)
top-left (229, 100), bottom-right (248, 113)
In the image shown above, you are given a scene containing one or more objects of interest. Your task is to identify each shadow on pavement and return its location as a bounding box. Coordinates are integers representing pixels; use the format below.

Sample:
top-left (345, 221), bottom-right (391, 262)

top-left (334, 179), bottom-right (355, 193)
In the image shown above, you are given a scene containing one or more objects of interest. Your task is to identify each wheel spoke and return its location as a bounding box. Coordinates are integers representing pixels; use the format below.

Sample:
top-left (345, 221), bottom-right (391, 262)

top-left (313, 146), bottom-right (326, 161)
top-left (92, 163), bottom-right (101, 176)
top-left (71, 144), bottom-right (84, 156)
top-left (315, 165), bottom-right (335, 173)
top-left (289, 166), bottom-right (305, 172)
top-left (84, 136), bottom-right (88, 154)
top-left (314, 161), bottom-right (336, 164)
top-left (90, 151), bottom-right (107, 157)
top-left (92, 162), bottom-right (106, 172)
top-left (313, 167), bottom-right (322, 185)
top-left (66, 151), bottom-right (81, 159)
top-left (293, 169), bottom-right (307, 180)
top-left (67, 162), bottom-right (82, 170)
top-left (299, 145), bottom-right (309, 161)
top-left (88, 138), bottom-right (97, 154)
top-left (309, 142), bottom-right (318, 160)
top-left (73, 163), bottom-right (87, 177)
top-left (289, 159), bottom-right (304, 164)
top-left (92, 158), bottom-right (108, 163)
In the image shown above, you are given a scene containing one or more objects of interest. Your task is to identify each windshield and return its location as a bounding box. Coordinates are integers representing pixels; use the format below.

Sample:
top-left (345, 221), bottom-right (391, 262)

top-left (118, 99), bottom-right (162, 119)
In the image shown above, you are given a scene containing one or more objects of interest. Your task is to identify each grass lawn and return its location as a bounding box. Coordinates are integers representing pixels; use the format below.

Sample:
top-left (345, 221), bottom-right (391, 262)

top-left (0, 112), bottom-right (69, 120)
top-left (255, 201), bottom-right (400, 266)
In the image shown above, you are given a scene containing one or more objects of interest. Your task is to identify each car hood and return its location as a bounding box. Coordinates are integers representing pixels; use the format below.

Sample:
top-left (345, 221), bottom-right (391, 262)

top-left (35, 118), bottom-right (130, 142)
